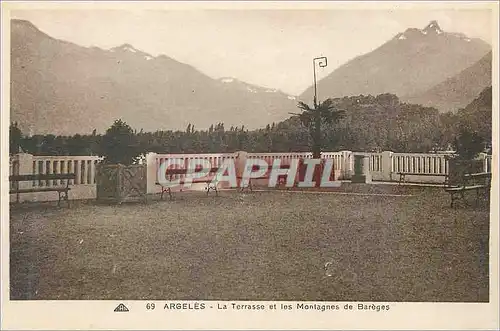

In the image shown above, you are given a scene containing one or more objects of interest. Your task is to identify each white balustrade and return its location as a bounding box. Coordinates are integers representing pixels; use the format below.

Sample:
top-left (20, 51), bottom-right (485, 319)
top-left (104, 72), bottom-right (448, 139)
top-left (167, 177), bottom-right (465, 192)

top-left (9, 151), bottom-right (493, 200)
top-left (29, 155), bottom-right (102, 187)
top-left (391, 153), bottom-right (449, 175)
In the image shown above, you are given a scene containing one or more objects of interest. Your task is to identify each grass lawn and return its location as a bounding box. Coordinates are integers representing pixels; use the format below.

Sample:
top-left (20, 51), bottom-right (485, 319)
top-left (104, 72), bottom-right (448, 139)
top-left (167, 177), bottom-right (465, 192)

top-left (10, 185), bottom-right (490, 301)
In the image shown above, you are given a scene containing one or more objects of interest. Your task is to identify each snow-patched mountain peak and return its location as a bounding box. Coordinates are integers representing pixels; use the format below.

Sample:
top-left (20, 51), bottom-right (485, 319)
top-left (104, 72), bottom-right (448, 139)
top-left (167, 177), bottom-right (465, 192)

top-left (218, 77), bottom-right (292, 97)
top-left (394, 32), bottom-right (407, 40)
top-left (120, 43), bottom-right (137, 52)
top-left (422, 20), bottom-right (443, 34)
top-left (108, 43), bottom-right (156, 61)
top-left (394, 21), bottom-right (468, 41)
top-left (110, 43), bottom-right (146, 54)
top-left (220, 77), bottom-right (235, 83)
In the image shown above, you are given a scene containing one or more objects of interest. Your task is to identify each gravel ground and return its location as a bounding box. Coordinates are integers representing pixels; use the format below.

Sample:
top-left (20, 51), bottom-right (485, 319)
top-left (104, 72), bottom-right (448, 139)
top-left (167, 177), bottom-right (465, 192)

top-left (9, 185), bottom-right (490, 301)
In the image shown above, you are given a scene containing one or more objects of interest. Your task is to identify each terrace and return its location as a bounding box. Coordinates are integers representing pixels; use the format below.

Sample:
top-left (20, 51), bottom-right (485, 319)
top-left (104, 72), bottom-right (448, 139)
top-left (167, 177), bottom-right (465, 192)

top-left (10, 183), bottom-right (490, 302)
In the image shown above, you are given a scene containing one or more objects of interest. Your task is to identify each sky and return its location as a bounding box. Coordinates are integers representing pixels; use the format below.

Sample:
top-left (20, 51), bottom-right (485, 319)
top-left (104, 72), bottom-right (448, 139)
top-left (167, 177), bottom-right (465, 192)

top-left (9, 4), bottom-right (495, 96)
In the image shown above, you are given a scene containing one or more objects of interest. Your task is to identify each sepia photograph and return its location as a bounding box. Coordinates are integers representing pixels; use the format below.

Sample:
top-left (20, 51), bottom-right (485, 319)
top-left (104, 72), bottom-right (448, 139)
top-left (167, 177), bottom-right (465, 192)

top-left (1, 1), bottom-right (498, 330)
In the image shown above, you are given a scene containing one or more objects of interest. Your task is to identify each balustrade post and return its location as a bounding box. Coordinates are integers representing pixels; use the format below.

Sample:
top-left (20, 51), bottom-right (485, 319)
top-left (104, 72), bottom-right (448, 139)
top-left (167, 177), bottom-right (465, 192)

top-left (339, 150), bottom-right (353, 180)
top-left (15, 153), bottom-right (34, 201)
top-left (61, 159), bottom-right (67, 186)
top-left (478, 153), bottom-right (488, 173)
top-left (146, 152), bottom-right (158, 194)
top-left (89, 159), bottom-right (96, 184)
top-left (381, 151), bottom-right (393, 181)
top-left (75, 160), bottom-right (81, 185)
top-left (83, 160), bottom-right (89, 184)
top-left (40, 159), bottom-right (47, 186)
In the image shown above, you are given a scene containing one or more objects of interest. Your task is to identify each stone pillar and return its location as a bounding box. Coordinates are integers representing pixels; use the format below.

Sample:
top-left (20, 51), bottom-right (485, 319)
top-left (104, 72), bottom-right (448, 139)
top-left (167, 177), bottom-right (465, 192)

top-left (17, 153), bottom-right (33, 181)
top-left (89, 160), bottom-right (96, 184)
top-left (15, 153), bottom-right (34, 202)
top-left (146, 152), bottom-right (158, 194)
top-left (235, 151), bottom-right (248, 176)
top-left (339, 150), bottom-right (352, 180)
top-left (351, 153), bottom-right (372, 184)
top-left (234, 151), bottom-right (248, 188)
top-left (381, 151), bottom-right (393, 181)
top-left (478, 152), bottom-right (488, 173)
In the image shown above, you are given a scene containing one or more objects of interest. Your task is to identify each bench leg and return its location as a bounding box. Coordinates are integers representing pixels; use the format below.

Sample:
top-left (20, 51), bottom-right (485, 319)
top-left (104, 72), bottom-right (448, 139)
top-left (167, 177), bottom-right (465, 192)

top-left (451, 190), bottom-right (467, 208)
top-left (15, 181), bottom-right (20, 204)
top-left (58, 190), bottom-right (70, 208)
top-left (159, 186), bottom-right (172, 200)
top-left (206, 182), bottom-right (218, 196)
top-left (240, 179), bottom-right (252, 192)
top-left (475, 187), bottom-right (489, 207)
top-left (168, 188), bottom-right (173, 200)
top-left (484, 187), bottom-right (490, 202)
top-left (240, 179), bottom-right (253, 192)
top-left (450, 191), bottom-right (461, 208)
top-left (66, 190), bottom-right (70, 208)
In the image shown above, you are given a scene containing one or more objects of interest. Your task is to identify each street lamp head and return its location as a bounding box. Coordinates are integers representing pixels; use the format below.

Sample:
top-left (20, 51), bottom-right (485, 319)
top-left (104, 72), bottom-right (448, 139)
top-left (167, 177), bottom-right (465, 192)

top-left (313, 56), bottom-right (328, 107)
top-left (313, 56), bottom-right (328, 68)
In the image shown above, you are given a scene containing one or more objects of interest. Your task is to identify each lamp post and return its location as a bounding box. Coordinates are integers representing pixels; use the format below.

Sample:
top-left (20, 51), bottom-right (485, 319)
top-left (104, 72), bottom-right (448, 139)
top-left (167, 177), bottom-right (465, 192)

top-left (313, 56), bottom-right (327, 107)
top-left (311, 56), bottom-right (327, 159)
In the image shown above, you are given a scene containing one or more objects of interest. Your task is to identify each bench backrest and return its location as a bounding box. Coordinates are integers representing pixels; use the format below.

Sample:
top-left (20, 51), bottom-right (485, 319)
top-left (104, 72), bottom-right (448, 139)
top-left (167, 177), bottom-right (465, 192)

top-left (9, 173), bottom-right (77, 182)
top-left (465, 172), bottom-right (492, 187)
top-left (246, 164), bottom-right (291, 171)
top-left (165, 167), bottom-right (220, 175)
top-left (446, 166), bottom-right (468, 187)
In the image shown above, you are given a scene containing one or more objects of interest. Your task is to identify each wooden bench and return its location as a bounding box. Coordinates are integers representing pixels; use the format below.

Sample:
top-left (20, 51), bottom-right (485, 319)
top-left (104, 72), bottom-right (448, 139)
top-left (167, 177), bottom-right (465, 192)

top-left (444, 172), bottom-right (491, 208)
top-left (9, 173), bottom-right (76, 207)
top-left (238, 164), bottom-right (290, 192)
top-left (397, 172), bottom-right (448, 186)
top-left (156, 167), bottom-right (220, 200)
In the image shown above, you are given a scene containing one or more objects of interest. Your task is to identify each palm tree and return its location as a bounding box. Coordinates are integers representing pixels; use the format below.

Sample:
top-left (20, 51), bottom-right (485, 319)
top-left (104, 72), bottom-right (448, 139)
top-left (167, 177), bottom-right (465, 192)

top-left (292, 98), bottom-right (345, 158)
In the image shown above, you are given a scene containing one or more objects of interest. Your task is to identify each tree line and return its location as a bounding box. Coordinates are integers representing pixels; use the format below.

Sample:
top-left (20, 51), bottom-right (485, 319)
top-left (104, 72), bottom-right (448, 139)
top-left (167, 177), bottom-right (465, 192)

top-left (10, 89), bottom-right (492, 157)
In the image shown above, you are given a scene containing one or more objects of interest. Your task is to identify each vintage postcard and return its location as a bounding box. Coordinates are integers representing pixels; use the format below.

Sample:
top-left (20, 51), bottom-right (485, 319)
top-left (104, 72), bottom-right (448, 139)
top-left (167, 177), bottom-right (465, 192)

top-left (1, 1), bottom-right (498, 330)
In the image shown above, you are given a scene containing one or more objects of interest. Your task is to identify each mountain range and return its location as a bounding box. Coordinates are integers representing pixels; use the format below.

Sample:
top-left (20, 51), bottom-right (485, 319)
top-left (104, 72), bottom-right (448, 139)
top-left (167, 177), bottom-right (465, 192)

top-left (10, 19), bottom-right (297, 135)
top-left (10, 19), bottom-right (492, 135)
top-left (300, 21), bottom-right (491, 106)
top-left (404, 50), bottom-right (492, 112)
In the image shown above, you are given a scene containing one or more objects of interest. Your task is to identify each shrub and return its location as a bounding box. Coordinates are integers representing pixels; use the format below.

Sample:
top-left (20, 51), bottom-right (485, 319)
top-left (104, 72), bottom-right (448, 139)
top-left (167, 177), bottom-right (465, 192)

top-left (100, 119), bottom-right (142, 165)
top-left (453, 127), bottom-right (485, 160)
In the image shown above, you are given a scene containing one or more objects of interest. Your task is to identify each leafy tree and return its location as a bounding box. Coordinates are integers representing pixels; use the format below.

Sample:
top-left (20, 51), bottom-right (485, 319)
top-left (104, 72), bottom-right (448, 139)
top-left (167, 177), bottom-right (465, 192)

top-left (11, 91), bottom-right (491, 156)
top-left (456, 86), bottom-right (492, 152)
top-left (453, 127), bottom-right (485, 160)
top-left (9, 122), bottom-right (23, 155)
top-left (100, 119), bottom-right (141, 165)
